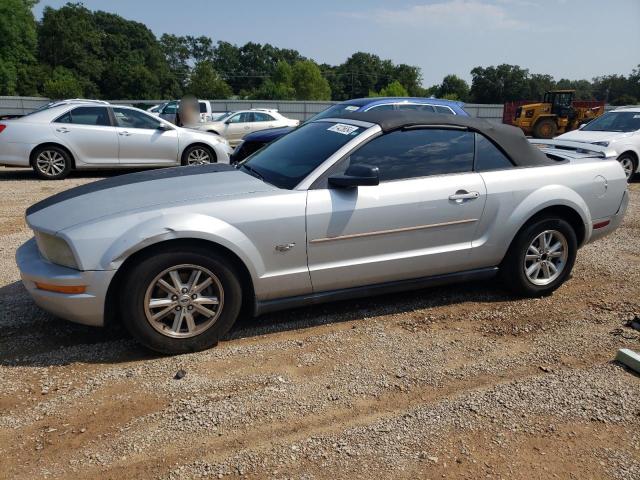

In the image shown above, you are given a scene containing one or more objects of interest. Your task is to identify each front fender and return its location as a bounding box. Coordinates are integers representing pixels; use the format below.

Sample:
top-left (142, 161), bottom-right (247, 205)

top-left (104, 212), bottom-right (263, 280)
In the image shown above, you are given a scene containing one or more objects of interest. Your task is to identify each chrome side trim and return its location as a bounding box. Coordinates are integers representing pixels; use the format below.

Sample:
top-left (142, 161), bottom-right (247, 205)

top-left (309, 218), bottom-right (478, 244)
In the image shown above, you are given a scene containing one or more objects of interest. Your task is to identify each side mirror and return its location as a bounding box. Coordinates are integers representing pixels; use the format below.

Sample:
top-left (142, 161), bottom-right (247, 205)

top-left (157, 123), bottom-right (172, 131)
top-left (328, 164), bottom-right (379, 188)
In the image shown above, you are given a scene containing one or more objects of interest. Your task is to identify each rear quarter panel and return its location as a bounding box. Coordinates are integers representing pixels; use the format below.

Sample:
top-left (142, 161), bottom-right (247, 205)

top-left (472, 159), bottom-right (627, 267)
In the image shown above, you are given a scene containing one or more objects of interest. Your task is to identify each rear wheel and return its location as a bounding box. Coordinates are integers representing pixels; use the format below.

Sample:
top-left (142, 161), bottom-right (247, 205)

top-left (533, 118), bottom-right (557, 139)
top-left (120, 246), bottom-right (242, 354)
top-left (501, 217), bottom-right (577, 297)
top-left (182, 144), bottom-right (216, 166)
top-left (618, 153), bottom-right (636, 181)
top-left (31, 145), bottom-right (72, 180)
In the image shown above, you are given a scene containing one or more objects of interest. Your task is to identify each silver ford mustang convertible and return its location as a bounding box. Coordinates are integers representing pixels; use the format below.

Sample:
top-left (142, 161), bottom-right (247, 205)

top-left (16, 111), bottom-right (629, 354)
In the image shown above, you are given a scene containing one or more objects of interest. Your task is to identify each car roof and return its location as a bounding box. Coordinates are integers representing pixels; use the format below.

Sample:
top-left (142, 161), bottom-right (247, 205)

top-left (329, 110), bottom-right (553, 167)
top-left (340, 97), bottom-right (464, 107)
top-left (612, 106), bottom-right (640, 112)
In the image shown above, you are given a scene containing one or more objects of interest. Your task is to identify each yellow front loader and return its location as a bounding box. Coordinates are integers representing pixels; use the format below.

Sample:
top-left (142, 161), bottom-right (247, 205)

top-left (513, 90), bottom-right (604, 138)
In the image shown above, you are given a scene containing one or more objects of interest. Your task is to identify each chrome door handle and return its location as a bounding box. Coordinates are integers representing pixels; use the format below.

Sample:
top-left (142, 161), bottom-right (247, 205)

top-left (449, 191), bottom-right (480, 202)
top-left (56, 127), bottom-right (70, 133)
top-left (119, 131), bottom-right (132, 136)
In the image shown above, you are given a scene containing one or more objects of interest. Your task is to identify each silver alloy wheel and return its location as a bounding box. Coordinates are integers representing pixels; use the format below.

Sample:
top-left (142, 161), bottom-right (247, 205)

top-left (186, 147), bottom-right (212, 165)
top-left (619, 157), bottom-right (634, 180)
top-left (523, 229), bottom-right (568, 286)
top-left (36, 150), bottom-right (66, 177)
top-left (144, 264), bottom-right (224, 338)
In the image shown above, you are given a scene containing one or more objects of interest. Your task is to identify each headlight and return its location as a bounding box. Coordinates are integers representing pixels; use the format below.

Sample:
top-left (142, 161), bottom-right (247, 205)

top-left (34, 231), bottom-right (78, 269)
top-left (592, 141), bottom-right (610, 147)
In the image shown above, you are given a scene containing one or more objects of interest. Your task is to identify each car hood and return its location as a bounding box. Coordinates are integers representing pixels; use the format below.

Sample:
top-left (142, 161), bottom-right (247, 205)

top-left (26, 165), bottom-right (278, 233)
top-left (555, 130), bottom-right (633, 143)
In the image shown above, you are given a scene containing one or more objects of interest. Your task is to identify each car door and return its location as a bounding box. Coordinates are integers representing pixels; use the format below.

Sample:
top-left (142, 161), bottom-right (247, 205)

top-left (51, 106), bottom-right (119, 165)
top-left (224, 112), bottom-right (254, 145)
top-left (159, 101), bottom-right (178, 124)
top-left (305, 128), bottom-right (487, 293)
top-left (112, 107), bottom-right (179, 165)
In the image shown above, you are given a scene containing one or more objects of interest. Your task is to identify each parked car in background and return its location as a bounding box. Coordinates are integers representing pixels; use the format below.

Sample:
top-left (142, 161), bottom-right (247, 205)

top-left (194, 109), bottom-right (299, 147)
top-left (147, 102), bottom-right (168, 115)
top-left (158, 99), bottom-right (218, 124)
top-left (0, 101), bottom-right (231, 179)
top-left (555, 107), bottom-right (640, 180)
top-left (231, 97), bottom-right (468, 162)
top-left (16, 111), bottom-right (628, 353)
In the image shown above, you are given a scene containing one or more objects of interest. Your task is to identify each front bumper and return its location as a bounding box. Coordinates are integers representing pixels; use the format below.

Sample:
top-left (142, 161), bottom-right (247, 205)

top-left (588, 189), bottom-right (630, 243)
top-left (16, 238), bottom-right (115, 327)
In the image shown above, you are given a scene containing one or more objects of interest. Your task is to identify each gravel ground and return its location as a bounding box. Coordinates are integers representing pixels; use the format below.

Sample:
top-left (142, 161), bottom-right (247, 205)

top-left (0, 166), bottom-right (639, 480)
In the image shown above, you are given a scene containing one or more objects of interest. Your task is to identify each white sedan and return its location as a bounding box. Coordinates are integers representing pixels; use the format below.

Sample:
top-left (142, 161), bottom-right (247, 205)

top-left (193, 109), bottom-right (300, 146)
top-left (0, 101), bottom-right (232, 180)
top-left (556, 106), bottom-right (640, 180)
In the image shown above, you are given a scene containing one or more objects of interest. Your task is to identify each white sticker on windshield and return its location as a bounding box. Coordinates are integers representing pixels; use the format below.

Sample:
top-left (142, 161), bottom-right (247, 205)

top-left (344, 106), bottom-right (359, 112)
top-left (634, 114), bottom-right (640, 118)
top-left (328, 123), bottom-right (359, 135)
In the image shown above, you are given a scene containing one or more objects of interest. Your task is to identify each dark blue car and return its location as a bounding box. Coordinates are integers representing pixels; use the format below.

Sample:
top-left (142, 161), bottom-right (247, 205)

top-left (231, 97), bottom-right (469, 162)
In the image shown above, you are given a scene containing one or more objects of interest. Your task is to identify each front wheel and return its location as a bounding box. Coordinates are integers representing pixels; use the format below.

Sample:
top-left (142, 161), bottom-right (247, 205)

top-left (501, 217), bottom-right (577, 297)
top-left (533, 118), bottom-right (557, 139)
top-left (120, 247), bottom-right (242, 354)
top-left (182, 144), bottom-right (216, 166)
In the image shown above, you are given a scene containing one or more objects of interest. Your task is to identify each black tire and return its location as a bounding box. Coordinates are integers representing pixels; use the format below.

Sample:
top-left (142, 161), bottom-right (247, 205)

top-left (617, 153), bottom-right (637, 181)
top-left (181, 144), bottom-right (216, 166)
top-left (533, 118), bottom-right (557, 139)
top-left (31, 145), bottom-right (72, 180)
top-left (500, 217), bottom-right (577, 297)
top-left (120, 246), bottom-right (242, 354)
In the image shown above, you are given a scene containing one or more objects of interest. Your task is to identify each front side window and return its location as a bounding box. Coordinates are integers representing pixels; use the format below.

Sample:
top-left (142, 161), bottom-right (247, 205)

top-left (199, 102), bottom-right (208, 113)
top-left (228, 112), bottom-right (253, 123)
top-left (366, 104), bottom-right (395, 112)
top-left (343, 129), bottom-right (474, 182)
top-left (162, 101), bottom-right (178, 114)
top-left (113, 107), bottom-right (162, 129)
top-left (474, 133), bottom-right (513, 171)
top-left (54, 106), bottom-right (111, 126)
top-left (241, 121), bottom-right (365, 189)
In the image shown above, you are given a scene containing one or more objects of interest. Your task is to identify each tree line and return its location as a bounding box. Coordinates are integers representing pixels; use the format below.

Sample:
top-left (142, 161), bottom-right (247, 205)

top-left (2, 1), bottom-right (639, 104)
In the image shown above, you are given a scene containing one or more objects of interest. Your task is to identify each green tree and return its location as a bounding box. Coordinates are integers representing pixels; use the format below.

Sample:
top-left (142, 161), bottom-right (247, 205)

top-left (291, 60), bottom-right (331, 100)
top-left (250, 61), bottom-right (295, 100)
top-left (470, 64), bottom-right (530, 103)
top-left (42, 66), bottom-right (82, 99)
top-left (369, 80), bottom-right (409, 97)
top-left (0, 0), bottom-right (38, 95)
top-left (436, 74), bottom-right (470, 101)
top-left (187, 61), bottom-right (232, 99)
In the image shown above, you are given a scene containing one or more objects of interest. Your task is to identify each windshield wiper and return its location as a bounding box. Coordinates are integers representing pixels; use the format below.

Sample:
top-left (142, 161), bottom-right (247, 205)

top-left (240, 164), bottom-right (265, 181)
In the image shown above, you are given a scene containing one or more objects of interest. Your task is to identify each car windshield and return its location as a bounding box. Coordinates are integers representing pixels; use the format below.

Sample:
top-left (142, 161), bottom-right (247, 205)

top-left (240, 121), bottom-right (366, 189)
top-left (582, 111), bottom-right (640, 133)
top-left (305, 103), bottom-right (361, 123)
top-left (214, 111), bottom-right (235, 122)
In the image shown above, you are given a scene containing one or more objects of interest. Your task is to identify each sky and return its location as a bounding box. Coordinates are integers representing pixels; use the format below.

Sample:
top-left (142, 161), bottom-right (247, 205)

top-left (32, 0), bottom-right (640, 87)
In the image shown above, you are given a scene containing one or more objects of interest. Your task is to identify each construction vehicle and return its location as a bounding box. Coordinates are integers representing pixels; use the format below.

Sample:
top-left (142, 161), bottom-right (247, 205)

top-left (512, 90), bottom-right (604, 138)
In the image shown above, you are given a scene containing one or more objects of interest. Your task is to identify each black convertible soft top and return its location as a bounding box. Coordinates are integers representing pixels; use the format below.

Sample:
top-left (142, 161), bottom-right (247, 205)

top-left (334, 110), bottom-right (555, 167)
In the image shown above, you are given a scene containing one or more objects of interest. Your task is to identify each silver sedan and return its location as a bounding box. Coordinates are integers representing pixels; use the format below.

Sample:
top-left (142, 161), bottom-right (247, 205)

top-left (16, 111), bottom-right (628, 354)
top-left (0, 101), bottom-right (231, 179)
